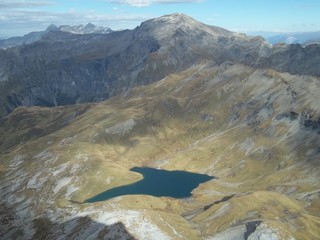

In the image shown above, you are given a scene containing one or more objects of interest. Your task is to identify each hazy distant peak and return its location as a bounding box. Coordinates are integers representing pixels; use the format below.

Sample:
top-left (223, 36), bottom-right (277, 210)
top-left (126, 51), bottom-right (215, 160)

top-left (266, 31), bottom-right (320, 45)
top-left (85, 23), bottom-right (96, 29)
top-left (58, 23), bottom-right (112, 35)
top-left (46, 24), bottom-right (59, 32)
top-left (0, 23), bottom-right (113, 48)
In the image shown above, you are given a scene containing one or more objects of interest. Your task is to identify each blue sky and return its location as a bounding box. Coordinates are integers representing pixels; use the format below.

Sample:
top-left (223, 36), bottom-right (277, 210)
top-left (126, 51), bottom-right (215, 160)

top-left (1, 0), bottom-right (320, 38)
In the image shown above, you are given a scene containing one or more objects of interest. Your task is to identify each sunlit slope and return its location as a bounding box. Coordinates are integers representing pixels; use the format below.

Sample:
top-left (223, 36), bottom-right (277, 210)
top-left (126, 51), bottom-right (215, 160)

top-left (1, 62), bottom-right (319, 239)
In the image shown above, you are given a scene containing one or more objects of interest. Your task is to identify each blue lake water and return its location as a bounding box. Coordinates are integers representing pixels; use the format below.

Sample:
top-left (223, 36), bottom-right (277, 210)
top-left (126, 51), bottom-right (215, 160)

top-left (85, 167), bottom-right (214, 203)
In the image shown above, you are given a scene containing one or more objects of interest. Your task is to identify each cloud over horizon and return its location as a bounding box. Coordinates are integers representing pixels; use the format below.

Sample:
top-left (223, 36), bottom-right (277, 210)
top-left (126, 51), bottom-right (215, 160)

top-left (109, 0), bottom-right (203, 7)
top-left (0, 9), bottom-right (150, 37)
top-left (0, 1), bottom-right (55, 9)
top-left (0, 0), bottom-right (157, 38)
top-left (0, 0), bottom-right (319, 39)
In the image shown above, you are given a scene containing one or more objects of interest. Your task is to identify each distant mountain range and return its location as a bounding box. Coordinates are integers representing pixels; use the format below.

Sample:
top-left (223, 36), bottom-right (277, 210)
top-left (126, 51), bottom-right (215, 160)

top-left (58, 23), bottom-right (112, 35)
top-left (0, 13), bottom-right (319, 118)
top-left (249, 31), bottom-right (320, 45)
top-left (267, 31), bottom-right (320, 44)
top-left (0, 23), bottom-right (112, 49)
top-left (2, 22), bottom-right (320, 49)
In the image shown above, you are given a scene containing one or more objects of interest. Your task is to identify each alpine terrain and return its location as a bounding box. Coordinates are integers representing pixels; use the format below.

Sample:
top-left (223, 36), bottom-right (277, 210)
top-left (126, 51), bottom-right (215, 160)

top-left (0, 23), bottom-right (113, 49)
top-left (0, 14), bottom-right (319, 239)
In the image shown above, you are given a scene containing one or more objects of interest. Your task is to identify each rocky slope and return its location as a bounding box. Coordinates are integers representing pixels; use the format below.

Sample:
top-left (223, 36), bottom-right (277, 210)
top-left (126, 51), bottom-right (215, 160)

top-left (0, 13), bottom-right (320, 118)
top-left (1, 60), bottom-right (320, 239)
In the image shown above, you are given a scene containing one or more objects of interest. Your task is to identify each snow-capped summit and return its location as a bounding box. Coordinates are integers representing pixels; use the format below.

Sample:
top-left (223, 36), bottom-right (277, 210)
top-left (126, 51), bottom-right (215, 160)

top-left (59, 23), bottom-right (112, 35)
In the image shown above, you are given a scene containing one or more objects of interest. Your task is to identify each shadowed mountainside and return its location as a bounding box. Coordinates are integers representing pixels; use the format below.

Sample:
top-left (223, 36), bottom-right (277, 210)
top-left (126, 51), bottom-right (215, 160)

top-left (0, 13), bottom-right (320, 118)
top-left (0, 208), bottom-right (136, 240)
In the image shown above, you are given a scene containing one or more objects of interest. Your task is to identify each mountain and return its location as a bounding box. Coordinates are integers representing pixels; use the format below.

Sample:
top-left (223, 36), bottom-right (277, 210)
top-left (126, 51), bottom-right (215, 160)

top-left (0, 23), bottom-right (112, 49)
top-left (0, 13), bottom-right (320, 239)
top-left (59, 23), bottom-right (112, 35)
top-left (0, 13), bottom-right (319, 119)
top-left (266, 31), bottom-right (320, 45)
top-left (0, 28), bottom-right (51, 49)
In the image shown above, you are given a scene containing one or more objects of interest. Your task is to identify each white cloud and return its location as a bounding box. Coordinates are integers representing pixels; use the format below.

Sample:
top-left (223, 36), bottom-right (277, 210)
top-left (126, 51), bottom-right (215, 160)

top-left (0, 9), bottom-right (151, 37)
top-left (0, 1), bottom-right (55, 9)
top-left (109, 0), bottom-right (204, 7)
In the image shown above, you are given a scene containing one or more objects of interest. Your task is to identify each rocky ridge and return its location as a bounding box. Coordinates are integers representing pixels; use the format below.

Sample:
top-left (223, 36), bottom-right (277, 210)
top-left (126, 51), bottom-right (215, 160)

top-left (0, 13), bottom-right (319, 118)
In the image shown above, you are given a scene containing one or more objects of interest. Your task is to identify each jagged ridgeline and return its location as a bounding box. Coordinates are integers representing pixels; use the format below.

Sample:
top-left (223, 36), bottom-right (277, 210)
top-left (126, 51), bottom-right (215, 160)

top-left (0, 13), bottom-right (320, 118)
top-left (0, 14), bottom-right (320, 240)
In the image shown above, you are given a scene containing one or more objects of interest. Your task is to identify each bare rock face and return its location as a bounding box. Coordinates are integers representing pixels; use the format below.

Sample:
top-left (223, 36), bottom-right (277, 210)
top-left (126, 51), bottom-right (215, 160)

top-left (247, 223), bottom-right (282, 240)
top-left (0, 13), bottom-right (319, 118)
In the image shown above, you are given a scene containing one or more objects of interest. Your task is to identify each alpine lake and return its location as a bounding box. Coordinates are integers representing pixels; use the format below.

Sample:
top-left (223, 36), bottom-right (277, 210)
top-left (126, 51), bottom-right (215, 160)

top-left (85, 167), bottom-right (214, 203)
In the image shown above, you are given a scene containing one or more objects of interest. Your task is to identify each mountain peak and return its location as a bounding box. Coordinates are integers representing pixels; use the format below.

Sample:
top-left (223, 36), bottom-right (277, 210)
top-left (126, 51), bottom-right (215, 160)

top-left (58, 23), bottom-right (112, 35)
top-left (85, 23), bottom-right (96, 29)
top-left (138, 13), bottom-right (232, 41)
top-left (46, 24), bottom-right (59, 32)
top-left (156, 13), bottom-right (193, 22)
top-left (149, 13), bottom-right (202, 28)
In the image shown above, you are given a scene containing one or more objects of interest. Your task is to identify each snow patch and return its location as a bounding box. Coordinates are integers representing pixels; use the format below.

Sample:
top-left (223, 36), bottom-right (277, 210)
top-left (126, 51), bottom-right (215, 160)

top-left (159, 216), bottom-right (184, 238)
top-left (70, 163), bottom-right (82, 173)
top-left (60, 135), bottom-right (77, 145)
top-left (27, 172), bottom-right (46, 189)
top-left (34, 150), bottom-right (59, 166)
top-left (53, 177), bottom-right (73, 194)
top-left (105, 176), bottom-right (114, 184)
top-left (9, 155), bottom-right (26, 168)
top-left (105, 119), bottom-right (135, 136)
top-left (65, 185), bottom-right (79, 198)
top-left (52, 163), bottom-right (68, 176)
top-left (75, 152), bottom-right (89, 161)
top-left (71, 207), bottom-right (171, 240)
top-left (96, 210), bottom-right (171, 240)
top-left (239, 138), bottom-right (255, 156)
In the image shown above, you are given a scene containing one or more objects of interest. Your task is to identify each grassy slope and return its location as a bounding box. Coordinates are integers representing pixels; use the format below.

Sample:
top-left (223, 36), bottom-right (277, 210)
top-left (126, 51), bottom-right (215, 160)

top-left (0, 62), bottom-right (320, 239)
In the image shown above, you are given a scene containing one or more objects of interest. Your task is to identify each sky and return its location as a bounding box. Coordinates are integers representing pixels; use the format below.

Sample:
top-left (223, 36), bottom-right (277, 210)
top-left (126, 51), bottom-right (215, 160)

top-left (1, 0), bottom-right (320, 38)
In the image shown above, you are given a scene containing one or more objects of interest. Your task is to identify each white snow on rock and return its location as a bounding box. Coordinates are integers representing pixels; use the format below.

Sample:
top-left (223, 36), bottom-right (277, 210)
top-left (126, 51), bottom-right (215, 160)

top-left (9, 155), bottom-right (26, 168)
top-left (75, 152), bottom-right (89, 161)
top-left (72, 207), bottom-right (171, 240)
top-left (27, 172), bottom-right (46, 189)
top-left (53, 177), bottom-right (73, 194)
top-left (65, 185), bottom-right (79, 198)
top-left (206, 224), bottom-right (246, 240)
top-left (105, 176), bottom-right (114, 184)
top-left (105, 119), bottom-right (135, 136)
top-left (247, 223), bottom-right (292, 240)
top-left (52, 163), bottom-right (69, 176)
